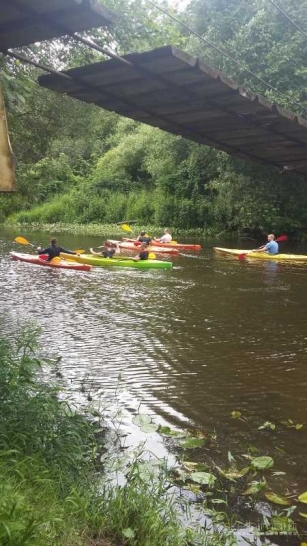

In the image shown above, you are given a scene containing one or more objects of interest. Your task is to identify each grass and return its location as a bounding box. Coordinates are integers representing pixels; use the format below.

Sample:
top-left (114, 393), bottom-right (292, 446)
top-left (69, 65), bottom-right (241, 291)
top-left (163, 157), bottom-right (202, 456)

top-left (0, 320), bottom-right (234, 546)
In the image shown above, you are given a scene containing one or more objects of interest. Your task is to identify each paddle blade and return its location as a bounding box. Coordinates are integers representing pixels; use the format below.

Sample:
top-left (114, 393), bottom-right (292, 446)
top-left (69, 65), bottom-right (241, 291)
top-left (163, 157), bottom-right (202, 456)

top-left (74, 249), bottom-right (85, 254)
top-left (149, 252), bottom-right (156, 259)
top-left (15, 236), bottom-right (30, 245)
top-left (276, 235), bottom-right (288, 242)
top-left (238, 253), bottom-right (247, 260)
top-left (121, 224), bottom-right (133, 233)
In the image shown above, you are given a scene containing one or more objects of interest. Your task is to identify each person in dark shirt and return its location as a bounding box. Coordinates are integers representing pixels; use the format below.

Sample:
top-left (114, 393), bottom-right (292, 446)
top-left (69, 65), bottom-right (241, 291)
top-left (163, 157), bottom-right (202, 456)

top-left (37, 238), bottom-right (77, 262)
top-left (137, 231), bottom-right (152, 245)
top-left (90, 241), bottom-right (120, 258)
top-left (133, 242), bottom-right (149, 261)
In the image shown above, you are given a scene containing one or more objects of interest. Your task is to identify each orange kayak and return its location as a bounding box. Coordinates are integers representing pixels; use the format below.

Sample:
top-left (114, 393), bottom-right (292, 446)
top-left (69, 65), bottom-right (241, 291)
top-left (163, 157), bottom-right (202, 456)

top-left (10, 252), bottom-right (92, 271)
top-left (122, 238), bottom-right (201, 251)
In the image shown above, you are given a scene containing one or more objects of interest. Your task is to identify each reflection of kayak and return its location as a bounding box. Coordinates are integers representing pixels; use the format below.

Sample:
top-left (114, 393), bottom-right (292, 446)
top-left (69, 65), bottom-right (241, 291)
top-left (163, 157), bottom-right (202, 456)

top-left (214, 247), bottom-right (307, 262)
top-left (122, 238), bottom-right (201, 251)
top-left (10, 252), bottom-right (92, 271)
top-left (108, 240), bottom-right (179, 255)
top-left (61, 253), bottom-right (173, 269)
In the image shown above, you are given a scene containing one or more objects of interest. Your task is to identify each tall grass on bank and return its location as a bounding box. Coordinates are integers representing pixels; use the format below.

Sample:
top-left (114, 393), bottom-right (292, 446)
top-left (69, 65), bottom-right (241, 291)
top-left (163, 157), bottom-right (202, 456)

top-left (0, 322), bottom-right (104, 546)
top-left (0, 322), bottom-right (232, 546)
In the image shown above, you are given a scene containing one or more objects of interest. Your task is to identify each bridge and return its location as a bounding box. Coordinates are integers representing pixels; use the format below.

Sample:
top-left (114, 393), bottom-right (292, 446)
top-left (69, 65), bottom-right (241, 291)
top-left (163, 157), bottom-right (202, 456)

top-left (38, 45), bottom-right (307, 177)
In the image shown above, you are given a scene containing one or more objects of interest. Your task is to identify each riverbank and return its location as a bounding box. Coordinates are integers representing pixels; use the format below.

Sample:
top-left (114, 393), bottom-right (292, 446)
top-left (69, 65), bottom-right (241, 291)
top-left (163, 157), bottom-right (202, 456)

top-left (5, 221), bottom-right (300, 242)
top-left (3, 220), bottom-right (207, 238)
top-left (1, 321), bottom-right (230, 546)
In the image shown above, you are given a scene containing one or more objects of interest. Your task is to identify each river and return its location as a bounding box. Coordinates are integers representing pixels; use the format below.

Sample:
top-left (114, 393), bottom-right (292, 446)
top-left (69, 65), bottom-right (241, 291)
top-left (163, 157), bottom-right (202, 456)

top-left (2, 226), bottom-right (307, 521)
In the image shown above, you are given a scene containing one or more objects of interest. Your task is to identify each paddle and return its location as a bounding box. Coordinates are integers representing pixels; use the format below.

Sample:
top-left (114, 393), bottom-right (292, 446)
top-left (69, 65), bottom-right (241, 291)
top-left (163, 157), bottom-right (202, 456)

top-left (15, 236), bottom-right (36, 247)
top-left (121, 225), bottom-right (159, 244)
top-left (121, 224), bottom-right (133, 233)
top-left (238, 235), bottom-right (288, 260)
top-left (15, 237), bottom-right (85, 254)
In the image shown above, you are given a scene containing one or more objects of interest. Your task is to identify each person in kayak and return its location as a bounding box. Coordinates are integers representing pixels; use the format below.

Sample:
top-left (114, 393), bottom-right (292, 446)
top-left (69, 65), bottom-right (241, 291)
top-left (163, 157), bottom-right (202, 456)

top-left (154, 228), bottom-right (172, 244)
top-left (257, 234), bottom-right (279, 254)
top-left (133, 242), bottom-right (149, 261)
top-left (37, 238), bottom-right (78, 262)
top-left (137, 231), bottom-right (152, 244)
top-left (90, 241), bottom-right (120, 258)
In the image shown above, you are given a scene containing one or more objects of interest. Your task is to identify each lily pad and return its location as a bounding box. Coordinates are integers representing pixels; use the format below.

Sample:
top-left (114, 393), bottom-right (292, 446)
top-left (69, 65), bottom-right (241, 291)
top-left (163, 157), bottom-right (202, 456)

top-left (299, 513), bottom-right (307, 519)
top-left (251, 456), bottom-right (274, 470)
top-left (190, 472), bottom-right (216, 485)
top-left (265, 492), bottom-right (291, 505)
top-left (141, 423), bottom-right (158, 433)
top-left (298, 492), bottom-right (307, 503)
top-left (231, 410), bottom-right (242, 419)
top-left (179, 437), bottom-right (205, 449)
top-left (158, 425), bottom-right (185, 437)
top-left (132, 414), bottom-right (151, 427)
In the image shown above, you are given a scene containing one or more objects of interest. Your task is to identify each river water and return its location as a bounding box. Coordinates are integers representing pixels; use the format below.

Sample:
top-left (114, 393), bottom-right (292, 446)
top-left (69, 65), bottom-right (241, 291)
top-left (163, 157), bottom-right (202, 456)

top-left (2, 227), bottom-right (307, 516)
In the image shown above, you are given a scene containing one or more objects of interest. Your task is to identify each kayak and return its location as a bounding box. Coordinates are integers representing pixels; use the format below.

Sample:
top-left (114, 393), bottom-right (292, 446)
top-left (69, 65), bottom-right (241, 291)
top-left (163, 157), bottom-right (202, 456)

top-left (122, 238), bottom-right (201, 251)
top-left (108, 239), bottom-right (179, 255)
top-left (10, 252), bottom-right (92, 271)
top-left (61, 253), bottom-right (173, 269)
top-left (214, 247), bottom-right (307, 262)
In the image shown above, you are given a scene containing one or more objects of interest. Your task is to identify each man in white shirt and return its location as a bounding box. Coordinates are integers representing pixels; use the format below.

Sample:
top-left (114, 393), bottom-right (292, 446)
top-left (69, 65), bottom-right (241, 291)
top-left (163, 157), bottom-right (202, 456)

top-left (155, 228), bottom-right (172, 243)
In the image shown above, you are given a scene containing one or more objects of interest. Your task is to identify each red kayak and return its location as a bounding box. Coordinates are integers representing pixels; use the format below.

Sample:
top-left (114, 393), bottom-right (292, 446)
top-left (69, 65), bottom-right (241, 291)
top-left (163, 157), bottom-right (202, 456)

top-left (108, 240), bottom-right (179, 255)
top-left (122, 238), bottom-right (201, 251)
top-left (10, 252), bottom-right (92, 272)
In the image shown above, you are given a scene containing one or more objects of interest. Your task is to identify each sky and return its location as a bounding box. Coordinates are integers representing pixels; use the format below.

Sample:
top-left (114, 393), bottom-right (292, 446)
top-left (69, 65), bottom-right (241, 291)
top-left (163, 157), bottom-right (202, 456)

top-left (169, 0), bottom-right (192, 12)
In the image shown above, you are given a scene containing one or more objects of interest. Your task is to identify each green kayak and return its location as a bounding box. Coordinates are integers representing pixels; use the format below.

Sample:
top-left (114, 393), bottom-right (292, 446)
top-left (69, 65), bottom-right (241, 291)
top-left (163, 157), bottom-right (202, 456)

top-left (61, 253), bottom-right (173, 269)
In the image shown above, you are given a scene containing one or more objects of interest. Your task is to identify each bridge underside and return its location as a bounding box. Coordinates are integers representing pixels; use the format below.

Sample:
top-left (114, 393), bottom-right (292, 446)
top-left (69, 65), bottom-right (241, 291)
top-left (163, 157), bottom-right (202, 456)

top-left (0, 0), bottom-right (115, 50)
top-left (39, 45), bottom-right (307, 177)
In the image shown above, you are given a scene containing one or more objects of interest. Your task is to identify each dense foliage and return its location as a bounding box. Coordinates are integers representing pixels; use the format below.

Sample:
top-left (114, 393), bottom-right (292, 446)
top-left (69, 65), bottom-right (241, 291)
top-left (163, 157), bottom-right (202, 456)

top-left (1, 0), bottom-right (307, 236)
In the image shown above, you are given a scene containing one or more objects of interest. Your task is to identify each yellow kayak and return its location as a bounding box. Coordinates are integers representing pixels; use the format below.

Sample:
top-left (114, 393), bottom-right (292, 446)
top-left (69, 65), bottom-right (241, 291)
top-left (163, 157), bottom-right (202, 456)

top-left (214, 247), bottom-right (307, 262)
